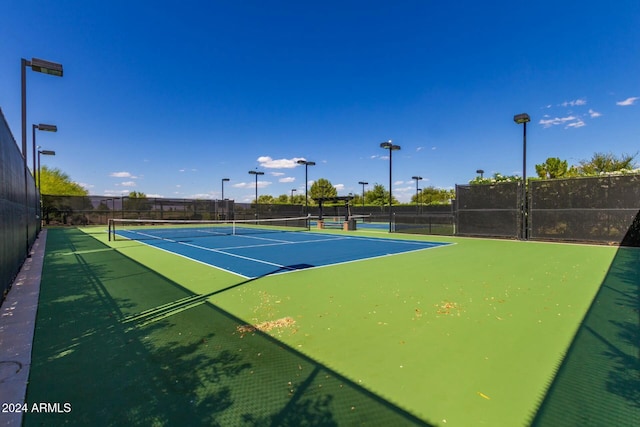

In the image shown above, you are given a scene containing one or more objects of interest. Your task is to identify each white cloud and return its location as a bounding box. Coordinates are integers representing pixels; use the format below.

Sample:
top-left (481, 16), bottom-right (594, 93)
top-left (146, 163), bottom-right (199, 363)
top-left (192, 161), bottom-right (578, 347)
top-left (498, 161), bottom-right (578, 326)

top-left (539, 116), bottom-right (578, 128)
top-left (233, 181), bottom-right (272, 189)
top-left (110, 171), bottom-right (136, 178)
top-left (271, 172), bottom-right (285, 177)
top-left (616, 97), bottom-right (639, 106)
top-left (279, 177), bottom-right (295, 183)
top-left (394, 180), bottom-right (405, 185)
top-left (588, 109), bottom-right (602, 118)
top-left (78, 182), bottom-right (94, 189)
top-left (334, 184), bottom-right (345, 191)
top-left (560, 98), bottom-right (587, 107)
top-left (416, 147), bottom-right (423, 152)
top-left (565, 119), bottom-right (586, 129)
top-left (147, 194), bottom-right (163, 198)
top-left (120, 181), bottom-right (136, 187)
top-left (257, 156), bottom-right (306, 168)
top-left (103, 189), bottom-right (130, 196)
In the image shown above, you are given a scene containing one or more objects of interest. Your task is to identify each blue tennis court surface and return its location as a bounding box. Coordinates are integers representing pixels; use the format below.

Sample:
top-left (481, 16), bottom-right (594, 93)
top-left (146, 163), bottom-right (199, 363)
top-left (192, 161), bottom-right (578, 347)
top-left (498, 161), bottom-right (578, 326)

top-left (116, 229), bottom-right (450, 278)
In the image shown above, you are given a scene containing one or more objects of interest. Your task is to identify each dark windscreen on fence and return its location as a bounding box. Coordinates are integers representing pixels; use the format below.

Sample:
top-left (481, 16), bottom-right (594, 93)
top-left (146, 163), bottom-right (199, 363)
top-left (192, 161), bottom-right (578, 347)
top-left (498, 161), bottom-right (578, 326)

top-left (1, 108), bottom-right (39, 304)
top-left (529, 175), bottom-right (640, 245)
top-left (394, 205), bottom-right (455, 235)
top-left (455, 182), bottom-right (521, 238)
top-left (42, 196), bottom-right (238, 224)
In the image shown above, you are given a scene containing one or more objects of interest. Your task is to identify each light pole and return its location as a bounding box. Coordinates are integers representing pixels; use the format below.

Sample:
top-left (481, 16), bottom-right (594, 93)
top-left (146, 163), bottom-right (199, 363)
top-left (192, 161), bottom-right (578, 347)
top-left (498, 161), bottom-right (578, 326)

top-left (22, 58), bottom-right (63, 162)
top-left (248, 170), bottom-right (264, 219)
top-left (21, 57), bottom-right (63, 254)
top-left (37, 149), bottom-right (55, 224)
top-left (380, 140), bottom-right (401, 232)
top-left (297, 159), bottom-right (315, 215)
top-left (290, 188), bottom-right (297, 203)
top-left (358, 181), bottom-right (368, 209)
top-left (412, 176), bottom-right (422, 215)
top-left (514, 113), bottom-right (531, 240)
top-left (221, 178), bottom-right (230, 200)
top-left (32, 124), bottom-right (57, 174)
top-left (220, 178), bottom-right (230, 220)
top-left (37, 149), bottom-right (56, 189)
top-left (476, 169), bottom-right (484, 179)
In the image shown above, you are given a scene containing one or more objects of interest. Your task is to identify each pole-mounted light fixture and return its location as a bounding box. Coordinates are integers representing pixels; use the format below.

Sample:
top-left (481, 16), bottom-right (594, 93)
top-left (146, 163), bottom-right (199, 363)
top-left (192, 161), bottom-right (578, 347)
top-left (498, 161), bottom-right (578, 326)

top-left (221, 178), bottom-right (230, 200)
top-left (248, 170), bottom-right (265, 218)
top-left (514, 113), bottom-right (531, 240)
top-left (297, 159), bottom-right (316, 215)
top-left (380, 140), bottom-right (401, 232)
top-left (412, 176), bottom-right (422, 214)
top-left (21, 57), bottom-right (63, 254)
top-left (32, 123), bottom-right (57, 174)
top-left (358, 181), bottom-right (368, 209)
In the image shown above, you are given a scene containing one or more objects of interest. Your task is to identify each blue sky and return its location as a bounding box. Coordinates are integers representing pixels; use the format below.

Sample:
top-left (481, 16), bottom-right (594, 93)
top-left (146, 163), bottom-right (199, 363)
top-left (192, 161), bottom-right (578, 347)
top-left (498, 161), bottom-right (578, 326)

top-left (1, 0), bottom-right (638, 202)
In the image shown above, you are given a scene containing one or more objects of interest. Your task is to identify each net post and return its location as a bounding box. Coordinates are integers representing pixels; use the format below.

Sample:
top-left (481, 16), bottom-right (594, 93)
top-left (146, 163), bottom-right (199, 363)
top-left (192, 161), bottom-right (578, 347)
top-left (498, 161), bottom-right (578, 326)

top-left (108, 219), bottom-right (112, 241)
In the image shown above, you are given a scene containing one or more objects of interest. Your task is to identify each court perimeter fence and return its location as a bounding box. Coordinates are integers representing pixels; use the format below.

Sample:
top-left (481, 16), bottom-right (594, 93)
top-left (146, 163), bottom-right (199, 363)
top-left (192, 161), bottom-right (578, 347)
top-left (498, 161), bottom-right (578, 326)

top-left (41, 175), bottom-right (640, 247)
top-left (1, 108), bottom-right (40, 304)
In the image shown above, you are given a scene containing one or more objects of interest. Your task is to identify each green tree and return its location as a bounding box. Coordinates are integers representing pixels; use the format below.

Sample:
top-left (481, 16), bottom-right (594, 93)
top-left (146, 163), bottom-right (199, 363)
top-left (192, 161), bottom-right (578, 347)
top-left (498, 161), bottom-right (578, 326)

top-left (411, 186), bottom-right (454, 205)
top-left (274, 194), bottom-right (290, 204)
top-left (290, 194), bottom-right (306, 205)
top-left (469, 172), bottom-right (521, 185)
top-left (124, 191), bottom-right (152, 212)
top-left (578, 152), bottom-right (637, 175)
top-left (38, 166), bottom-right (88, 196)
top-left (535, 157), bottom-right (570, 179)
top-left (309, 178), bottom-right (337, 201)
top-left (365, 183), bottom-right (398, 206)
top-left (257, 194), bottom-right (275, 204)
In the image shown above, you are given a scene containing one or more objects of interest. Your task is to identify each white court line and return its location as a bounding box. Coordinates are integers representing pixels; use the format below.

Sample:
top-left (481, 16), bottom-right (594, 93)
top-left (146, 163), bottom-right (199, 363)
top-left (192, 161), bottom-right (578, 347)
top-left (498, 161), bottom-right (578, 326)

top-left (116, 229), bottom-right (452, 279)
top-left (117, 236), bottom-right (252, 279)
top-left (268, 241), bottom-right (451, 277)
top-left (177, 241), bottom-right (297, 271)
top-left (212, 236), bottom-right (348, 251)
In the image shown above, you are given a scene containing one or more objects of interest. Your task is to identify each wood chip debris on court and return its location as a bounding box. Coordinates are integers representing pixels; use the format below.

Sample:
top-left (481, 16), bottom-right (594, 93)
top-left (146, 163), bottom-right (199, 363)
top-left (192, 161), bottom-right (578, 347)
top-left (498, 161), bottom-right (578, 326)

top-left (236, 316), bottom-right (296, 335)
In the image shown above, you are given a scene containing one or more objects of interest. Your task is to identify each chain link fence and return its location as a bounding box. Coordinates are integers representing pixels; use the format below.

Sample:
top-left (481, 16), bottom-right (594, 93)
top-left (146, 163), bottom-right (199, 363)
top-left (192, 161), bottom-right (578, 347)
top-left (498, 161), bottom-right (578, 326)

top-left (40, 175), bottom-right (640, 247)
top-left (529, 175), bottom-right (640, 244)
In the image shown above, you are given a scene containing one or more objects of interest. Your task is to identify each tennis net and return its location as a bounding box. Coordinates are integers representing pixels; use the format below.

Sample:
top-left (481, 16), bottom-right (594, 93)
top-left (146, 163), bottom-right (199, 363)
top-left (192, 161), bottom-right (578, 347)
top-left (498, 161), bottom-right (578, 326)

top-left (108, 216), bottom-right (310, 241)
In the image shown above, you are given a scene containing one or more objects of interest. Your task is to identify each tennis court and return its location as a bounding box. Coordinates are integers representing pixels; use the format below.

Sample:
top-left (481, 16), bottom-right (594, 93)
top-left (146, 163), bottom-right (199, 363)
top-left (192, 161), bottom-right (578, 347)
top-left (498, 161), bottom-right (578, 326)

top-left (110, 218), bottom-right (450, 278)
top-left (21, 225), bottom-right (639, 426)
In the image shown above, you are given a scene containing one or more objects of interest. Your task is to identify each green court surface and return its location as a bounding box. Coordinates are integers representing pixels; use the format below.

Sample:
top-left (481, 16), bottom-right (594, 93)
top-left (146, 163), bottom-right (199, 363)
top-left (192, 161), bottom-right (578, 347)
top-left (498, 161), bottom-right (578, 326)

top-left (23, 227), bottom-right (639, 426)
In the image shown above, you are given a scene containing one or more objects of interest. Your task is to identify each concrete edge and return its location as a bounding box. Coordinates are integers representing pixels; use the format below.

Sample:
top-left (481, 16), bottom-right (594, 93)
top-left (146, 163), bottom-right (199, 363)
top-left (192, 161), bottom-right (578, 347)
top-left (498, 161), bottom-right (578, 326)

top-left (0, 230), bottom-right (47, 426)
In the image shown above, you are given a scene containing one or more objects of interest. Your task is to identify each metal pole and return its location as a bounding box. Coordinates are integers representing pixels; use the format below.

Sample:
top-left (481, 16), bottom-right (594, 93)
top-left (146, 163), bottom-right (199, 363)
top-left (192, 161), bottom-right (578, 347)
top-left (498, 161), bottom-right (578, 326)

top-left (304, 164), bottom-right (308, 215)
top-left (37, 151), bottom-right (41, 189)
top-left (21, 59), bottom-right (30, 256)
top-left (416, 179), bottom-right (419, 214)
top-left (522, 121), bottom-right (527, 240)
top-left (37, 150), bottom-right (42, 226)
top-left (32, 125), bottom-right (37, 175)
top-left (389, 149), bottom-right (393, 232)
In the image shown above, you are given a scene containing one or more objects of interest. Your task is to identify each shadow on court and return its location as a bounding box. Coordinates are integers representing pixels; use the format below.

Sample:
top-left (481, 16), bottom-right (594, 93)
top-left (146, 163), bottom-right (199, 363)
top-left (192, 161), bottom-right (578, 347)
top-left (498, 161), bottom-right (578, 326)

top-left (530, 245), bottom-right (640, 426)
top-left (24, 228), bottom-right (431, 426)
